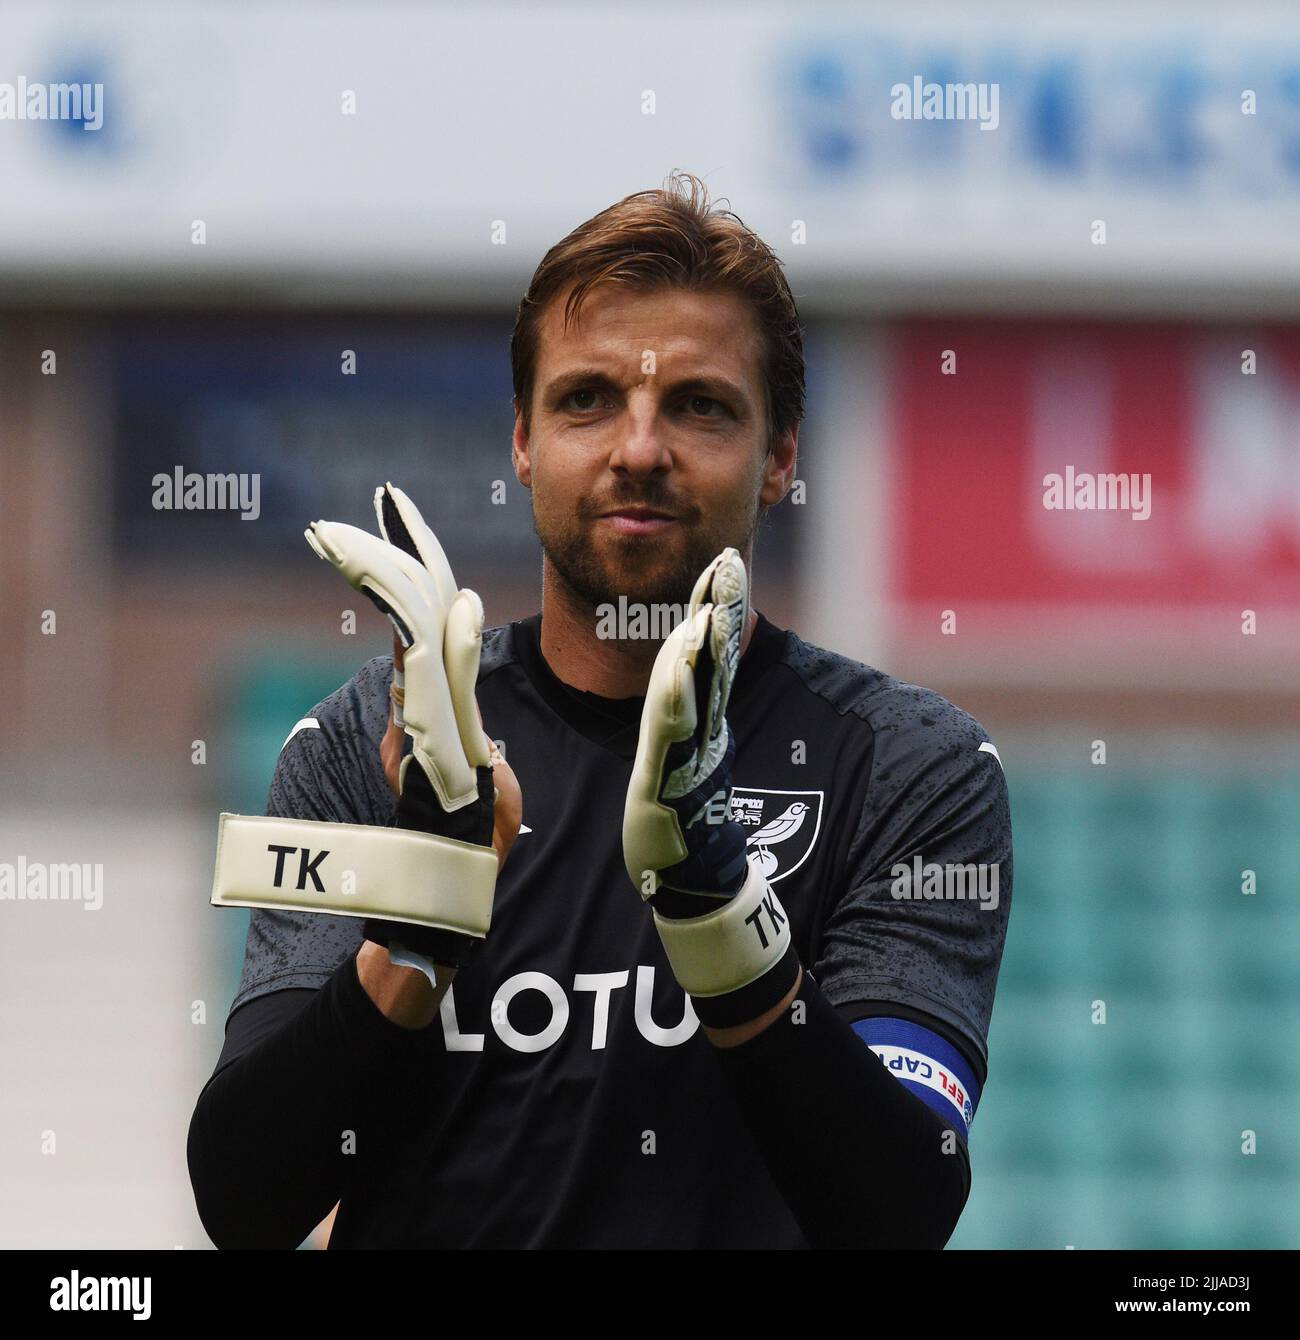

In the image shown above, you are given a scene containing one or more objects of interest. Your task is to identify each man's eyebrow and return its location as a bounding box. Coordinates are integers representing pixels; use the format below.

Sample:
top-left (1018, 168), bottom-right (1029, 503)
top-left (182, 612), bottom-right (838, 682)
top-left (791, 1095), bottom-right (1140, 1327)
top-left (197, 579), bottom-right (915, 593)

top-left (541, 368), bottom-right (752, 405)
top-left (541, 368), bottom-right (621, 400)
top-left (662, 375), bottom-right (751, 405)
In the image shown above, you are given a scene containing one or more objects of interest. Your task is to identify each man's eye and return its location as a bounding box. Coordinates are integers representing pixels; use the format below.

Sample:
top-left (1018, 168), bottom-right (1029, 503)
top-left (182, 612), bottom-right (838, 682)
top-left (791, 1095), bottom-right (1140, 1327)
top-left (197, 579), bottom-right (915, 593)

top-left (685, 396), bottom-right (725, 417)
top-left (564, 389), bottom-right (607, 412)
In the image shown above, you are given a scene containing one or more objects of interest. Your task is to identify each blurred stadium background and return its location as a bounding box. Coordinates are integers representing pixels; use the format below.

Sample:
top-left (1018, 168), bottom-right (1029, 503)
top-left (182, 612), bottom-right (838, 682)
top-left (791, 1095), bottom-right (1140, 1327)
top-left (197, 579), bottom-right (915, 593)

top-left (1, 0), bottom-right (1297, 1248)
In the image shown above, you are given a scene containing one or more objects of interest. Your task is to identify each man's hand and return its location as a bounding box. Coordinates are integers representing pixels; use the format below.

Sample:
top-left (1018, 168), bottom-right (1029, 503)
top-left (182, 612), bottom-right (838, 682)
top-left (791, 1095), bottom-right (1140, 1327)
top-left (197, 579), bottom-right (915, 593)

top-left (362, 627), bottom-right (524, 1030)
top-left (623, 550), bottom-right (801, 1031)
top-left (623, 549), bottom-right (750, 915)
top-left (303, 482), bottom-right (515, 973)
top-left (210, 483), bottom-right (516, 999)
top-left (382, 633), bottom-right (522, 875)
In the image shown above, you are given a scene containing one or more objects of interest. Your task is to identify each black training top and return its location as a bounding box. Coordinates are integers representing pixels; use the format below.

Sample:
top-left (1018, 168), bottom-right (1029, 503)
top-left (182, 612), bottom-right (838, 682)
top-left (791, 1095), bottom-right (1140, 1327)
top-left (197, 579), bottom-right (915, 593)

top-left (189, 612), bottom-right (1013, 1248)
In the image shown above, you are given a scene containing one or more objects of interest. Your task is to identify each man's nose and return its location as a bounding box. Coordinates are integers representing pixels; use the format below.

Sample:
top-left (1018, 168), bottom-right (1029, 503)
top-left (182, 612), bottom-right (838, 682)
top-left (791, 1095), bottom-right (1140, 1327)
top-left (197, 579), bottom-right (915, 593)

top-left (609, 398), bottom-right (670, 474)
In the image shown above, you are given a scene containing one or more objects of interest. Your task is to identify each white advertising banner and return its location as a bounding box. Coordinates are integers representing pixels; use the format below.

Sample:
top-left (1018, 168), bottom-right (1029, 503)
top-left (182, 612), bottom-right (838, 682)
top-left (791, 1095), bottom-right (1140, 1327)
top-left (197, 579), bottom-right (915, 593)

top-left (0, 1), bottom-right (1297, 308)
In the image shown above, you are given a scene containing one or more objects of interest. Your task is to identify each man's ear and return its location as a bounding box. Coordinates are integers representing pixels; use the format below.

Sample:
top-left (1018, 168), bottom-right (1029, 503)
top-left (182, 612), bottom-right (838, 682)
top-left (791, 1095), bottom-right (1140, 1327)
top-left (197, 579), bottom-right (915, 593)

top-left (759, 423), bottom-right (798, 507)
top-left (511, 405), bottom-right (532, 488)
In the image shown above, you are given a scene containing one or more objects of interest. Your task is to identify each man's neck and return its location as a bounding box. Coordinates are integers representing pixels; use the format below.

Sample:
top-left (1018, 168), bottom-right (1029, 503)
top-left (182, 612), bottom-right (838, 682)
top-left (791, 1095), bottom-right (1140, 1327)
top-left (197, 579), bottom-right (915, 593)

top-left (538, 562), bottom-right (758, 699)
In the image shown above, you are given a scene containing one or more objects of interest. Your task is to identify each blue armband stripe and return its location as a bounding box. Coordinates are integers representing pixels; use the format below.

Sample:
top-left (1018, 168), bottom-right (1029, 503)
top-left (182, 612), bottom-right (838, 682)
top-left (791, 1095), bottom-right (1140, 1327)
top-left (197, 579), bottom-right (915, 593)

top-left (850, 1016), bottom-right (981, 1140)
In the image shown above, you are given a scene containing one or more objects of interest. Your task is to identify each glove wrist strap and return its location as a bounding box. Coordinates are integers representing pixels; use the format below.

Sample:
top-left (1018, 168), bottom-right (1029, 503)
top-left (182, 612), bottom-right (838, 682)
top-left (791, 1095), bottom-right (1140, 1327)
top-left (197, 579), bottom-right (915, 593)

top-left (652, 861), bottom-right (800, 1028)
top-left (211, 812), bottom-right (497, 939)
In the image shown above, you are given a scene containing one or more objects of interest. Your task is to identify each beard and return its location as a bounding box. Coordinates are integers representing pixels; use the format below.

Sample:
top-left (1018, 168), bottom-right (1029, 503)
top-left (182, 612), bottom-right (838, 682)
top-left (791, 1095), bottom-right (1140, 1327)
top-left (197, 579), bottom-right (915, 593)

top-left (533, 483), bottom-right (762, 618)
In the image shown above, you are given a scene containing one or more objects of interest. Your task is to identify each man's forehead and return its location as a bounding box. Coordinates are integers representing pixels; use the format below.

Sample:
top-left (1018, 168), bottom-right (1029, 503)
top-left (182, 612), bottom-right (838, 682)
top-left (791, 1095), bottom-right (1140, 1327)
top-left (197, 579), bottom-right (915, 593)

top-left (536, 284), bottom-right (761, 378)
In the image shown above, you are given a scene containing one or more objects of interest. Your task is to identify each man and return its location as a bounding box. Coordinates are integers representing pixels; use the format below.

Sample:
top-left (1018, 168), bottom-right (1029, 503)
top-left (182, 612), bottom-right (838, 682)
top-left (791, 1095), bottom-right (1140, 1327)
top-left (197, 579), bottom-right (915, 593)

top-left (187, 172), bottom-right (1013, 1249)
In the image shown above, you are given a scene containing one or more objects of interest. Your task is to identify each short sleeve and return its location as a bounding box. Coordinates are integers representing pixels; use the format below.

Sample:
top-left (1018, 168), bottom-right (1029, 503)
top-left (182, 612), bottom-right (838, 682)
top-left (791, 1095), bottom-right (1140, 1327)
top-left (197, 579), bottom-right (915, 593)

top-left (227, 696), bottom-right (386, 1015)
top-left (811, 691), bottom-right (1013, 1077)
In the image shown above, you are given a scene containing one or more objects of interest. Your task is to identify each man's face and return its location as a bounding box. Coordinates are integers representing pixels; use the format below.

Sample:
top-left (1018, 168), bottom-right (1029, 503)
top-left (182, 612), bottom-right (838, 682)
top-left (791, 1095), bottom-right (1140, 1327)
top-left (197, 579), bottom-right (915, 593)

top-left (513, 284), bottom-right (794, 616)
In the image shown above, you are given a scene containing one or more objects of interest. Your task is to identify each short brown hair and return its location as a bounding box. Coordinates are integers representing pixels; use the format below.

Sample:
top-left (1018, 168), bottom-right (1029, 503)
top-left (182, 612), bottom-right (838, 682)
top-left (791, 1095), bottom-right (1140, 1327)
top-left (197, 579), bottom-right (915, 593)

top-left (510, 171), bottom-right (805, 452)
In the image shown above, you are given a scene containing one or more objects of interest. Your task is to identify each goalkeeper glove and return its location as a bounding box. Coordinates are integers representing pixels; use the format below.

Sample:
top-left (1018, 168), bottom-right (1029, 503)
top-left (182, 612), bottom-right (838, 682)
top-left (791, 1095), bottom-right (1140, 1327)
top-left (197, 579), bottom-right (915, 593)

top-left (622, 549), bottom-right (800, 1027)
top-left (211, 483), bottom-right (500, 977)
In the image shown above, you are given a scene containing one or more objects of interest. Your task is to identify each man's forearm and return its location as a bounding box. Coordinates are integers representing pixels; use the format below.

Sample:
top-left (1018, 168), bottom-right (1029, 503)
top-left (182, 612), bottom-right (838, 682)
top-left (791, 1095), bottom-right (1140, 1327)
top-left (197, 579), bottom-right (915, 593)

top-left (356, 941), bottom-right (455, 1029)
top-left (709, 969), bottom-right (971, 1249)
top-left (701, 966), bottom-right (804, 1049)
top-left (188, 952), bottom-right (446, 1249)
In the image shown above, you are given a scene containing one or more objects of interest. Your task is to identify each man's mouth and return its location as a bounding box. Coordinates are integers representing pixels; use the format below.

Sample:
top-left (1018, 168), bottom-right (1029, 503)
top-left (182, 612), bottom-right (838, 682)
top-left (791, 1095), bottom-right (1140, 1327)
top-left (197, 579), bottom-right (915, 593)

top-left (597, 506), bottom-right (679, 536)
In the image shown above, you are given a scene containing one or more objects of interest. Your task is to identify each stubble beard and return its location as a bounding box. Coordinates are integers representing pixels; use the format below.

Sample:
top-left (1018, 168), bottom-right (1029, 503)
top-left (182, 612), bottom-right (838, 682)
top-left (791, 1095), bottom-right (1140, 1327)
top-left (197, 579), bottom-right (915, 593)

top-left (534, 497), bottom-right (761, 622)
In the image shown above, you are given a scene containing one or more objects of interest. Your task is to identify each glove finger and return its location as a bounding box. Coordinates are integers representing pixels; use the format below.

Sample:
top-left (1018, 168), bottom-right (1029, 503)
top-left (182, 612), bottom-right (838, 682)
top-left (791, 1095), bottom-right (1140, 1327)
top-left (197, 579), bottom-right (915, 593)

top-left (686, 548), bottom-right (725, 616)
top-left (374, 482), bottom-right (459, 612)
top-left (699, 549), bottom-right (747, 745)
top-left (371, 487), bottom-right (483, 801)
top-left (445, 588), bottom-right (492, 769)
top-left (623, 608), bottom-right (708, 887)
top-left (307, 519), bottom-right (479, 810)
top-left (661, 605), bottom-right (710, 741)
top-left (305, 520), bottom-right (440, 644)
top-left (631, 614), bottom-right (696, 810)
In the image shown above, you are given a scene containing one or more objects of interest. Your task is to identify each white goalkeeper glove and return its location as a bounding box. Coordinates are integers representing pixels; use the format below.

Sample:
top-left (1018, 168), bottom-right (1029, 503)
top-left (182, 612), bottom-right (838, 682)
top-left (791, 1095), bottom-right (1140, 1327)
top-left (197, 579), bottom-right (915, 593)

top-left (211, 483), bottom-right (500, 976)
top-left (623, 550), bottom-right (800, 1028)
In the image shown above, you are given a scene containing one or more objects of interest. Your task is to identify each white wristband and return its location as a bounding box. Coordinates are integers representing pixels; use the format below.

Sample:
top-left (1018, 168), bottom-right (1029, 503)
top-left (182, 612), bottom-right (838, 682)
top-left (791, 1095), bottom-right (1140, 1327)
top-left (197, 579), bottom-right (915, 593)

top-left (652, 860), bottom-right (792, 1001)
top-left (211, 811), bottom-right (497, 938)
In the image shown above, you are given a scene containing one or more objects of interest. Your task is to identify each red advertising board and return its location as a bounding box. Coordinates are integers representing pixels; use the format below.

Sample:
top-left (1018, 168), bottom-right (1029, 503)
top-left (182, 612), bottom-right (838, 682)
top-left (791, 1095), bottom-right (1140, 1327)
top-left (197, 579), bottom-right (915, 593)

top-left (891, 320), bottom-right (1300, 672)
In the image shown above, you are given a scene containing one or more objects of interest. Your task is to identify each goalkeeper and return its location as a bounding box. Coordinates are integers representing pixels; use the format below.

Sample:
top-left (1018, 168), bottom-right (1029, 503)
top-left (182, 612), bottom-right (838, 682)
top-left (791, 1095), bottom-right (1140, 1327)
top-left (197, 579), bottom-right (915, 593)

top-left (187, 173), bottom-right (1012, 1249)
